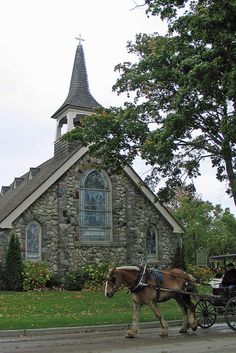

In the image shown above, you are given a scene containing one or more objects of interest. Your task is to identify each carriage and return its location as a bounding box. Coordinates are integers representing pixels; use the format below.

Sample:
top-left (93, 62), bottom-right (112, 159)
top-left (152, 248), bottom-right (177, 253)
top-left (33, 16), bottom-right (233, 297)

top-left (105, 255), bottom-right (236, 338)
top-left (194, 253), bottom-right (236, 331)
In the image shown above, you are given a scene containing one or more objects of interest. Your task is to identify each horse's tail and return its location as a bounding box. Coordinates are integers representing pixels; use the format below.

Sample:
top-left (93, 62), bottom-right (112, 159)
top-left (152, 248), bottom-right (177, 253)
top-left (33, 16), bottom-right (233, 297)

top-left (185, 274), bottom-right (199, 304)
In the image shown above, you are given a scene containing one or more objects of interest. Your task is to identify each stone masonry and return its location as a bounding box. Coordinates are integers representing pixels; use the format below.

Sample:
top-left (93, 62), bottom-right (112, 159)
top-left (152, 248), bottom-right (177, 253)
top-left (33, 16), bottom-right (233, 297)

top-left (0, 153), bottom-right (180, 275)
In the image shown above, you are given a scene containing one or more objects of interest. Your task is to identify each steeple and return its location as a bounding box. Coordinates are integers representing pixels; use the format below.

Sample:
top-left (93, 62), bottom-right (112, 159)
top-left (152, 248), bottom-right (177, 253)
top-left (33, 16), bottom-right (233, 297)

top-left (51, 40), bottom-right (101, 140)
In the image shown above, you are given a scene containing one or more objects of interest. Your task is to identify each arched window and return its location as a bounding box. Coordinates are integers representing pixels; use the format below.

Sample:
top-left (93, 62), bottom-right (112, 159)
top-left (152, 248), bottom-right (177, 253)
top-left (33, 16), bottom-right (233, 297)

top-left (79, 170), bottom-right (111, 242)
top-left (25, 221), bottom-right (42, 261)
top-left (146, 224), bottom-right (158, 261)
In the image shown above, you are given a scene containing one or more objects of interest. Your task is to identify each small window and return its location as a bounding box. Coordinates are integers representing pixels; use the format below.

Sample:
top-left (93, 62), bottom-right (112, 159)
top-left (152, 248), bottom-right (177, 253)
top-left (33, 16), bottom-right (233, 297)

top-left (146, 224), bottom-right (158, 260)
top-left (25, 221), bottom-right (42, 261)
top-left (79, 170), bottom-right (111, 242)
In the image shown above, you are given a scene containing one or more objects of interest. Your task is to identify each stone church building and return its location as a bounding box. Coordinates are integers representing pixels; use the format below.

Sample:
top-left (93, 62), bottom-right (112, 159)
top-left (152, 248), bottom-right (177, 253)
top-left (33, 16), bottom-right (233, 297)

top-left (0, 42), bottom-right (184, 275)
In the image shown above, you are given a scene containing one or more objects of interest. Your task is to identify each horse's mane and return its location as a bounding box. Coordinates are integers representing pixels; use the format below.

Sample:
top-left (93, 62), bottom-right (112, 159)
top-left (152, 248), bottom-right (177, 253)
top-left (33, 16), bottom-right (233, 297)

top-left (116, 266), bottom-right (139, 270)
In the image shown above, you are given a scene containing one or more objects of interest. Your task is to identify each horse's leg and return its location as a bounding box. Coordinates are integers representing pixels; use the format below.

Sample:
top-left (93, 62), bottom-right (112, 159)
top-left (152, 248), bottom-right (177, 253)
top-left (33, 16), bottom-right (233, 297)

top-left (125, 301), bottom-right (141, 338)
top-left (149, 300), bottom-right (168, 337)
top-left (175, 295), bottom-right (189, 333)
top-left (186, 299), bottom-right (198, 331)
top-left (175, 295), bottom-right (198, 333)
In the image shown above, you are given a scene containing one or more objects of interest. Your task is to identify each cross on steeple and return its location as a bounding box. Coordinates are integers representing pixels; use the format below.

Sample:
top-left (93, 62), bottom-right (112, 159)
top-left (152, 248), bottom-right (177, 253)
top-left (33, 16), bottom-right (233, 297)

top-left (75, 34), bottom-right (85, 45)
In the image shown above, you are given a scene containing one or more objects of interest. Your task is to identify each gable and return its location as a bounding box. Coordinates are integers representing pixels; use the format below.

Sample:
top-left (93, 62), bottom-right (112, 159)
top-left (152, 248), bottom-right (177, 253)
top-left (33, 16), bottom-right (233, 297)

top-left (0, 147), bottom-right (89, 228)
top-left (0, 146), bottom-right (183, 233)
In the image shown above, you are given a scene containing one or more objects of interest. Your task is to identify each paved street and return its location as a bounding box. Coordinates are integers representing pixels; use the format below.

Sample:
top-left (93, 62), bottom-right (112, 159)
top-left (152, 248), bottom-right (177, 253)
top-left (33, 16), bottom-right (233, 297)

top-left (0, 323), bottom-right (235, 353)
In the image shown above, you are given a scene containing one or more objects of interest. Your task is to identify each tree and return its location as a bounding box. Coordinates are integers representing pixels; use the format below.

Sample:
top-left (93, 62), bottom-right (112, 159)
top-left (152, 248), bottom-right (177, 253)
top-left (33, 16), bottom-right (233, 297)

top-left (65, 0), bottom-right (236, 205)
top-left (172, 194), bottom-right (236, 263)
top-left (4, 232), bottom-right (23, 291)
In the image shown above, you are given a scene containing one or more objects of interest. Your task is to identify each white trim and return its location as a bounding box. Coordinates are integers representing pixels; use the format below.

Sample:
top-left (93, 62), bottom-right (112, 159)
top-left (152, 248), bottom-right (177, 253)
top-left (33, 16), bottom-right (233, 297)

top-left (124, 166), bottom-right (184, 233)
top-left (0, 147), bottom-right (89, 228)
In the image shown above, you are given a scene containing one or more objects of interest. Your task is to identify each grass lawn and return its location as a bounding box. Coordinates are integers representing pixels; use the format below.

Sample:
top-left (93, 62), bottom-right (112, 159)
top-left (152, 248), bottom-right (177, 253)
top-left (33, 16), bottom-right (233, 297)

top-left (0, 285), bottom-right (211, 331)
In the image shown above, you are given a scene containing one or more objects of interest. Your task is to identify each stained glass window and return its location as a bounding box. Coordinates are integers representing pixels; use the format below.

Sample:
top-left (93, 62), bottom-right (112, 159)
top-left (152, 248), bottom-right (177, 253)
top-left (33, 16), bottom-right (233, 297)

top-left (79, 170), bottom-right (111, 242)
top-left (146, 225), bottom-right (158, 260)
top-left (26, 221), bottom-right (41, 261)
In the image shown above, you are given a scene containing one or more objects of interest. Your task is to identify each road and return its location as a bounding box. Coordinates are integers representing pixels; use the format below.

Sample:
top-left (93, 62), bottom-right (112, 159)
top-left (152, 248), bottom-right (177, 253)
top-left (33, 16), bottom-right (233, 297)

top-left (0, 323), bottom-right (235, 353)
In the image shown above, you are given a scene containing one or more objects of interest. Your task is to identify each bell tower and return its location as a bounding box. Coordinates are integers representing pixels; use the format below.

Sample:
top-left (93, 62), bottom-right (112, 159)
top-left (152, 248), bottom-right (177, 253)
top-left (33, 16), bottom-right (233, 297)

top-left (51, 37), bottom-right (100, 157)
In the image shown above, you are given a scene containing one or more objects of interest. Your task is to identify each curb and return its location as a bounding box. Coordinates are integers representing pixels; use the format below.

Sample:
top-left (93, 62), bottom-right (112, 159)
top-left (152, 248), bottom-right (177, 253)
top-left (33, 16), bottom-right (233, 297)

top-left (0, 320), bottom-right (183, 338)
top-left (0, 317), bottom-right (226, 338)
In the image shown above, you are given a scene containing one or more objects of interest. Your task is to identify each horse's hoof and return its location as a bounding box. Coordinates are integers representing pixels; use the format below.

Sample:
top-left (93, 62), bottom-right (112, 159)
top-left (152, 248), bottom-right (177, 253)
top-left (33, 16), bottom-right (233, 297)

top-left (125, 330), bottom-right (136, 338)
top-left (159, 332), bottom-right (168, 337)
top-left (125, 333), bottom-right (135, 338)
top-left (179, 328), bottom-right (187, 333)
top-left (191, 326), bottom-right (198, 331)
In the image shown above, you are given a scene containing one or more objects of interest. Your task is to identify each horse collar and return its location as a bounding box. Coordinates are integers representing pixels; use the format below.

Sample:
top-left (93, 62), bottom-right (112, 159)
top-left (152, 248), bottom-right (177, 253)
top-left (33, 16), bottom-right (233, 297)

top-left (130, 264), bottom-right (147, 292)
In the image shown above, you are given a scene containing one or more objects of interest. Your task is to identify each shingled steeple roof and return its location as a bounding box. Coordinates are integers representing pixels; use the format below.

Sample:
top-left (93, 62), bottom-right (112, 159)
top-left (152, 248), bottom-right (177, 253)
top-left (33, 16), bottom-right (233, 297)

top-left (51, 43), bottom-right (100, 119)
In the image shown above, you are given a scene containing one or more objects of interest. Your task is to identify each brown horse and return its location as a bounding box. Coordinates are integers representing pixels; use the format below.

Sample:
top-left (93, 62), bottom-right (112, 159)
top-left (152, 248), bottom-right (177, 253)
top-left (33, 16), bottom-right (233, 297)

top-left (105, 265), bottom-right (198, 338)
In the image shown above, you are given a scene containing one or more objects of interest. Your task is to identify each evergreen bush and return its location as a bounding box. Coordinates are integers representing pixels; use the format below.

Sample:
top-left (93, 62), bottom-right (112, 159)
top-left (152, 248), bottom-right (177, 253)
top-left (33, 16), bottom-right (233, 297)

top-left (4, 232), bottom-right (23, 291)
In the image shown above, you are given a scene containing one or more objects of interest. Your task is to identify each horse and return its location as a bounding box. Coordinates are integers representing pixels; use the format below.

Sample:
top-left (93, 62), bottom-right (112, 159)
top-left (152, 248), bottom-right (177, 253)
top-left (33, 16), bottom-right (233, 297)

top-left (105, 265), bottom-right (198, 338)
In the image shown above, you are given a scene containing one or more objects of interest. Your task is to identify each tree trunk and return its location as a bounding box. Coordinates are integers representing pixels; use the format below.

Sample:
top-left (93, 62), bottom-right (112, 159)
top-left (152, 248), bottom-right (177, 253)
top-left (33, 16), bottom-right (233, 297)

top-left (224, 155), bottom-right (236, 207)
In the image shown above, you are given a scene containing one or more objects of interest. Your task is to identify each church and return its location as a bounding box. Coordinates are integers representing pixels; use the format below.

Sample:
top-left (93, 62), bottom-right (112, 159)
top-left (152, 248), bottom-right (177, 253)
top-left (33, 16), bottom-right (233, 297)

top-left (0, 42), bottom-right (184, 275)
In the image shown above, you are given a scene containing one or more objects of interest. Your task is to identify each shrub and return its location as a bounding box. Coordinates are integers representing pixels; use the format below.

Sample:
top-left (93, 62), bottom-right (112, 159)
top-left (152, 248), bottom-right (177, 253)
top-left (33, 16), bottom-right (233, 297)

top-left (186, 264), bottom-right (213, 284)
top-left (23, 262), bottom-right (53, 291)
top-left (63, 271), bottom-right (85, 291)
top-left (4, 233), bottom-right (23, 291)
top-left (83, 263), bottom-right (108, 289)
top-left (46, 273), bottom-right (62, 288)
top-left (0, 262), bottom-right (5, 290)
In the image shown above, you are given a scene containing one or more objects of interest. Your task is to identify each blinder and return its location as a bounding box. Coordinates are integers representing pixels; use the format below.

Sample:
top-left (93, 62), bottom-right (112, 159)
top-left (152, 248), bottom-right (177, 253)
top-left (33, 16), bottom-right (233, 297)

top-left (106, 270), bottom-right (117, 296)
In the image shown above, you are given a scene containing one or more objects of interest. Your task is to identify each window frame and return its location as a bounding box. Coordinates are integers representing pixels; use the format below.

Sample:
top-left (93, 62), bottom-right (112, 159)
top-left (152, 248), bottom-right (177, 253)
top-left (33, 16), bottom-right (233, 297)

top-left (79, 170), bottom-right (112, 243)
top-left (146, 224), bottom-right (158, 261)
top-left (25, 220), bottom-right (42, 262)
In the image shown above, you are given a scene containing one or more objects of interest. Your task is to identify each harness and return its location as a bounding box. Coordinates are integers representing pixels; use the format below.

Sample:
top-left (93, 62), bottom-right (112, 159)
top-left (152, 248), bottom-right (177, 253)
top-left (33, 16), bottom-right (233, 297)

top-left (107, 264), bottom-right (196, 300)
top-left (130, 263), bottom-right (148, 292)
top-left (130, 265), bottom-right (193, 298)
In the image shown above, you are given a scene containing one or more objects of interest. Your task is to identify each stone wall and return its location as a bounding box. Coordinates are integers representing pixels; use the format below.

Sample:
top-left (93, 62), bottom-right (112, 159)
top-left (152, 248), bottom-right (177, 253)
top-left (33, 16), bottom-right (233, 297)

top-left (0, 154), bottom-right (180, 275)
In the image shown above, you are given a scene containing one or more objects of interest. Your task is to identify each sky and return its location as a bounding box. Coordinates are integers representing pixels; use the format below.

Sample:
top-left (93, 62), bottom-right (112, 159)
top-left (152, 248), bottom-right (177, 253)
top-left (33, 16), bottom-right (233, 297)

top-left (0, 0), bottom-right (235, 216)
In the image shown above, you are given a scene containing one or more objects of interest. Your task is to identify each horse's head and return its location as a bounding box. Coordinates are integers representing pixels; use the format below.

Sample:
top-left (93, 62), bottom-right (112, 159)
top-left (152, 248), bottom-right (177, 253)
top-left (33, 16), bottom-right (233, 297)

top-left (105, 268), bottom-right (121, 298)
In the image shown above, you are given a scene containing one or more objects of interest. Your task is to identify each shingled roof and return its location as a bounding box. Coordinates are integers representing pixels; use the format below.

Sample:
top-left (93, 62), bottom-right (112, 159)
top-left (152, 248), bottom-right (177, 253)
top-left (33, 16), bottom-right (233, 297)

top-left (51, 43), bottom-right (100, 119)
top-left (0, 145), bottom-right (184, 233)
top-left (0, 146), bottom-right (89, 228)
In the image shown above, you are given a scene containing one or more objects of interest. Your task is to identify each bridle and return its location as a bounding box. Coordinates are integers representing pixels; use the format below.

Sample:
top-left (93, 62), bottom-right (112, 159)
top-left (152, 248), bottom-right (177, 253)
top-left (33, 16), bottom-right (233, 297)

top-left (106, 270), bottom-right (118, 295)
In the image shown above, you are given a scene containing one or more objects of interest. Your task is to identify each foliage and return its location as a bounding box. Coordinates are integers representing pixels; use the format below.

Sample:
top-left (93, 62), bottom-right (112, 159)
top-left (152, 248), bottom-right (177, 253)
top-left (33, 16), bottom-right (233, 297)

top-left (22, 262), bottom-right (53, 291)
top-left (172, 243), bottom-right (186, 270)
top-left (0, 262), bottom-right (5, 290)
top-left (186, 264), bottom-right (213, 284)
top-left (46, 273), bottom-right (62, 288)
top-left (64, 0), bottom-right (236, 205)
top-left (63, 271), bottom-right (85, 291)
top-left (83, 263), bottom-right (108, 289)
top-left (4, 233), bottom-right (23, 291)
top-left (173, 194), bottom-right (236, 263)
top-left (63, 263), bottom-right (109, 290)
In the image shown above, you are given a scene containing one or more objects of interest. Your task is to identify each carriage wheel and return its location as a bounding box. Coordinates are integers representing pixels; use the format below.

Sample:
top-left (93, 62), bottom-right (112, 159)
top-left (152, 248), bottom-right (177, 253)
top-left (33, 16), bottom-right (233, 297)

top-left (194, 300), bottom-right (216, 328)
top-left (225, 296), bottom-right (236, 331)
